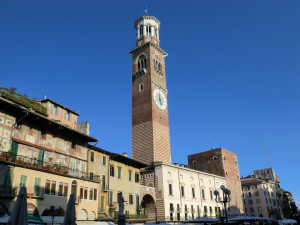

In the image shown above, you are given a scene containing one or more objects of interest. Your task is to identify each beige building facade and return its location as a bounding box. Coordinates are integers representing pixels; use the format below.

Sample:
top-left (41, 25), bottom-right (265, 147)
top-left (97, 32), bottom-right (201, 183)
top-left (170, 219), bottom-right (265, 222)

top-left (0, 89), bottom-right (100, 222)
top-left (108, 153), bottom-right (146, 217)
top-left (241, 168), bottom-right (283, 219)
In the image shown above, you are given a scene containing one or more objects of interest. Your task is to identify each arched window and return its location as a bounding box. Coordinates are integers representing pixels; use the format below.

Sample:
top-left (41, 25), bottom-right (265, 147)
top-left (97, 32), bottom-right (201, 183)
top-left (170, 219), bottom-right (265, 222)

top-left (154, 59), bottom-right (161, 71)
top-left (71, 180), bottom-right (77, 196)
top-left (138, 55), bottom-right (147, 70)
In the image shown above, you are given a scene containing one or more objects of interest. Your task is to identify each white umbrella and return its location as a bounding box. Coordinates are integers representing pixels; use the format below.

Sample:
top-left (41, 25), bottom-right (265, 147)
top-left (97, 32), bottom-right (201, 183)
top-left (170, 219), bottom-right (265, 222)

top-left (186, 217), bottom-right (220, 223)
top-left (63, 194), bottom-right (76, 225)
top-left (7, 186), bottom-right (28, 225)
top-left (229, 216), bottom-right (265, 221)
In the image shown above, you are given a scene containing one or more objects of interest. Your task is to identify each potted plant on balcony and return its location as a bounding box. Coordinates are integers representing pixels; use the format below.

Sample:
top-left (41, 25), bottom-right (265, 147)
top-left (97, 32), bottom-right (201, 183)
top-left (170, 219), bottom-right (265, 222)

top-left (7, 151), bottom-right (15, 161)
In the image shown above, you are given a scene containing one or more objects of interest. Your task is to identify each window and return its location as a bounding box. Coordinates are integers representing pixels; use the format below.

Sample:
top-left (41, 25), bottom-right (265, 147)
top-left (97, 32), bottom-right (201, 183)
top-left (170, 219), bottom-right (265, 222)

top-left (135, 172), bottom-right (139, 183)
top-left (248, 199), bottom-right (253, 205)
top-left (139, 83), bottom-right (144, 92)
top-left (129, 194), bottom-right (133, 204)
top-left (250, 207), bottom-right (254, 212)
top-left (109, 191), bottom-right (113, 206)
top-left (136, 195), bottom-right (140, 210)
top-left (202, 189), bottom-right (205, 199)
top-left (90, 172), bottom-right (94, 181)
top-left (94, 189), bottom-right (97, 200)
top-left (118, 167), bottom-right (122, 179)
top-left (170, 203), bottom-right (174, 212)
top-left (19, 175), bottom-right (28, 188)
top-left (170, 203), bottom-right (174, 221)
top-left (71, 180), bottom-right (77, 196)
top-left (59, 155), bottom-right (65, 166)
top-left (264, 191), bottom-right (267, 196)
top-left (154, 59), bottom-right (161, 71)
top-left (80, 187), bottom-right (84, 199)
top-left (51, 181), bottom-right (56, 195)
top-left (90, 152), bottom-right (94, 162)
top-left (210, 206), bottom-right (213, 216)
top-left (84, 187), bottom-right (88, 199)
top-left (64, 183), bottom-right (68, 196)
top-left (52, 105), bottom-right (57, 115)
top-left (102, 175), bottom-right (106, 190)
top-left (169, 184), bottom-right (173, 196)
top-left (258, 207), bottom-right (262, 212)
top-left (256, 199), bottom-right (261, 204)
top-left (34, 178), bottom-right (41, 196)
top-left (204, 206), bottom-right (207, 214)
top-left (181, 186), bottom-right (185, 197)
top-left (255, 191), bottom-right (259, 196)
top-left (138, 55), bottom-right (147, 70)
top-left (65, 110), bottom-right (71, 121)
top-left (110, 165), bottom-right (115, 177)
top-left (210, 190), bottom-right (213, 200)
top-left (45, 180), bottom-right (50, 194)
top-left (248, 192), bottom-right (252, 197)
top-left (192, 188), bottom-right (195, 198)
top-left (89, 188), bottom-right (93, 200)
top-left (129, 170), bottom-right (132, 181)
top-left (102, 156), bottom-right (106, 165)
top-left (58, 182), bottom-right (63, 196)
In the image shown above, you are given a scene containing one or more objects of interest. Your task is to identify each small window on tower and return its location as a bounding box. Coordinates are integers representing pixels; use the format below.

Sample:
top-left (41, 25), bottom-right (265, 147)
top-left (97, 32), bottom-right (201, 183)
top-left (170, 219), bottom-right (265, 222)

top-left (139, 83), bottom-right (144, 92)
top-left (138, 55), bottom-right (147, 71)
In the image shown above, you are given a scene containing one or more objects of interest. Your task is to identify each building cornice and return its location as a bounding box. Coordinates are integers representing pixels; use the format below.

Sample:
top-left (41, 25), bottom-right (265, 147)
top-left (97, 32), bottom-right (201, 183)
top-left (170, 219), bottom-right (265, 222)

top-left (154, 161), bottom-right (227, 180)
top-left (129, 41), bottom-right (168, 57)
top-left (134, 15), bottom-right (161, 29)
top-left (0, 97), bottom-right (97, 142)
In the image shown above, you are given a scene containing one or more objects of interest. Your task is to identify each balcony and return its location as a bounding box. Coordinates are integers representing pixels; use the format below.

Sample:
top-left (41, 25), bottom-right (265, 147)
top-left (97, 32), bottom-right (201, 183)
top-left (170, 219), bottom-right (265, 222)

top-left (101, 185), bottom-right (109, 192)
top-left (0, 150), bottom-right (100, 182)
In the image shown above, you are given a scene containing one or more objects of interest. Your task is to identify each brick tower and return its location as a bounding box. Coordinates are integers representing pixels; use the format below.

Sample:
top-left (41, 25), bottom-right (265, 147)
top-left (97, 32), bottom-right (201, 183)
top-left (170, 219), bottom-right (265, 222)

top-left (130, 15), bottom-right (171, 165)
top-left (188, 148), bottom-right (244, 217)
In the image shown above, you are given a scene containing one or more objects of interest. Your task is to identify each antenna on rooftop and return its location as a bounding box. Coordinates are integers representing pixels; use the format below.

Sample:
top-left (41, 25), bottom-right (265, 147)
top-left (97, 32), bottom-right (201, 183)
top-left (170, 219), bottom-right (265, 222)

top-left (44, 94), bottom-right (47, 100)
top-left (262, 133), bottom-right (271, 168)
top-left (145, 4), bottom-right (148, 15)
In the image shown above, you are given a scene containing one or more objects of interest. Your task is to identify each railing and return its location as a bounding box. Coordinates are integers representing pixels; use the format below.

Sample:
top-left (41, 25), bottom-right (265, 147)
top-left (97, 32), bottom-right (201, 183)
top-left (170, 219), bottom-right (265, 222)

top-left (0, 150), bottom-right (100, 182)
top-left (101, 185), bottom-right (109, 191)
top-left (140, 185), bottom-right (156, 193)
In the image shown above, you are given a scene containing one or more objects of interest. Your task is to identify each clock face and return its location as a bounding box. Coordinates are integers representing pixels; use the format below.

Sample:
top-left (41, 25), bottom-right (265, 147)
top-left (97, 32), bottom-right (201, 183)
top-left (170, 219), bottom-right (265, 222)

top-left (153, 89), bottom-right (167, 110)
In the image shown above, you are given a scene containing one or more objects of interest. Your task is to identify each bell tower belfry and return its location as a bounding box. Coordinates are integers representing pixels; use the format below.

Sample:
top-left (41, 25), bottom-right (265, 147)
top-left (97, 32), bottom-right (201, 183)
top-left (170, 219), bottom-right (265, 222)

top-left (130, 15), bottom-right (171, 165)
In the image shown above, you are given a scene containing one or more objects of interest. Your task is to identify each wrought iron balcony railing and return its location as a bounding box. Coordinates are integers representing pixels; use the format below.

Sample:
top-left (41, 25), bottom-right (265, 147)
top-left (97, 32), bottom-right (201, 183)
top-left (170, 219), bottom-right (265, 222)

top-left (0, 150), bottom-right (100, 182)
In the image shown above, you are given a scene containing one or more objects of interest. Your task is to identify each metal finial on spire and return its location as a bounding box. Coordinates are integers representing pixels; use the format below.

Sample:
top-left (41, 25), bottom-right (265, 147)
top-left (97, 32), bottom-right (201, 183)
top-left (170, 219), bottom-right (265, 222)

top-left (145, 4), bottom-right (148, 15)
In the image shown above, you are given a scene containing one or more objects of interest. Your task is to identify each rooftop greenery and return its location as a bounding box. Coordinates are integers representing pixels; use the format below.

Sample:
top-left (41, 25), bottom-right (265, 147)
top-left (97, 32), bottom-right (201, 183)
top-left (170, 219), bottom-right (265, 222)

top-left (0, 87), bottom-right (48, 116)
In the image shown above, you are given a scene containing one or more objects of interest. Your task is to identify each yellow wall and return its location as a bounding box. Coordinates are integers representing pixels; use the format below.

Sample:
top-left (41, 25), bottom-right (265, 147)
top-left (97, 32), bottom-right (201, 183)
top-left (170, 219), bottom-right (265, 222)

top-left (109, 160), bottom-right (140, 216)
top-left (88, 150), bottom-right (109, 217)
top-left (10, 166), bottom-right (98, 220)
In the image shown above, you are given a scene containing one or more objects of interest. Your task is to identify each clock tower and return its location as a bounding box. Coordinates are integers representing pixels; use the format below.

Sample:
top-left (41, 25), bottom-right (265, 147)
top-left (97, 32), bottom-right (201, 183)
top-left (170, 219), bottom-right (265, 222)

top-left (130, 15), bottom-right (171, 165)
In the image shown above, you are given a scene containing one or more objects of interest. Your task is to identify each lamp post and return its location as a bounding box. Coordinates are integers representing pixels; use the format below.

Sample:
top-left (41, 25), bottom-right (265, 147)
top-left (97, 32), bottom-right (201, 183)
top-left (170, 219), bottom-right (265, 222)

top-left (214, 185), bottom-right (231, 225)
top-left (47, 203), bottom-right (59, 225)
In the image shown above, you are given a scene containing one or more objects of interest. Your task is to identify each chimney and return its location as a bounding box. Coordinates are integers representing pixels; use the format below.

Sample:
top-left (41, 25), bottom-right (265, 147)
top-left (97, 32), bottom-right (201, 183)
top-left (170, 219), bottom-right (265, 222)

top-left (122, 152), bottom-right (127, 157)
top-left (174, 163), bottom-right (178, 166)
top-left (180, 164), bottom-right (185, 167)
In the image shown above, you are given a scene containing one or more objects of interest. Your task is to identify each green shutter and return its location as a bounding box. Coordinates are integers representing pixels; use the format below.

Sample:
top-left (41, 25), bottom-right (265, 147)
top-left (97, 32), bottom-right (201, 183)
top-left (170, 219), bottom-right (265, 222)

top-left (34, 178), bottom-right (41, 196)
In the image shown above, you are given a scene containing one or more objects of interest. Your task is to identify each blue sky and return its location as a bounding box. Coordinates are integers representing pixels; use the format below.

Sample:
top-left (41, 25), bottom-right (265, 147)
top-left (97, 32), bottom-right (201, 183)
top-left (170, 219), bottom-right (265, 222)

top-left (1, 0), bottom-right (300, 207)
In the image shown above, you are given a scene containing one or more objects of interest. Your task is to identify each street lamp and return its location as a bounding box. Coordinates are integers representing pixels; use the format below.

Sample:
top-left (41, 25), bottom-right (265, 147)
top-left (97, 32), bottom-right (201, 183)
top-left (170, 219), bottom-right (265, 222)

top-left (47, 203), bottom-right (59, 225)
top-left (214, 185), bottom-right (231, 225)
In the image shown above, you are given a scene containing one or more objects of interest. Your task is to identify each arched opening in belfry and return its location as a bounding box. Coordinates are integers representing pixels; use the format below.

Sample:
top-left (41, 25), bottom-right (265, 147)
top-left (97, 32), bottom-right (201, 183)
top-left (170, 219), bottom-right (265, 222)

top-left (141, 194), bottom-right (156, 222)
